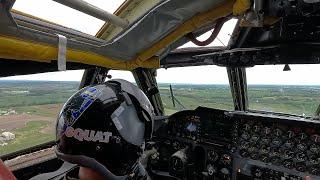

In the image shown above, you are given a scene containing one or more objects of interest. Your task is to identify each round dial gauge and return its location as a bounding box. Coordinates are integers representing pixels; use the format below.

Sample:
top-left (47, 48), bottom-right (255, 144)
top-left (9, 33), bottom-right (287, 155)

top-left (263, 127), bottom-right (271, 135)
top-left (241, 132), bottom-right (250, 140)
top-left (253, 125), bottom-right (260, 133)
top-left (311, 134), bottom-right (320, 143)
top-left (270, 148), bottom-right (281, 157)
top-left (260, 137), bottom-right (271, 145)
top-left (295, 163), bottom-right (307, 172)
top-left (283, 150), bottom-right (294, 159)
top-left (286, 130), bottom-right (295, 139)
top-left (283, 160), bottom-right (294, 169)
top-left (310, 144), bottom-right (320, 153)
top-left (250, 135), bottom-right (260, 143)
top-left (297, 143), bottom-right (307, 151)
top-left (243, 124), bottom-right (251, 131)
top-left (298, 133), bottom-right (308, 141)
top-left (271, 138), bottom-right (282, 147)
top-left (274, 128), bottom-right (283, 137)
top-left (296, 152), bottom-right (307, 162)
top-left (208, 150), bottom-right (218, 162)
top-left (239, 142), bottom-right (250, 150)
top-left (259, 146), bottom-right (270, 154)
top-left (283, 140), bottom-right (294, 148)
top-left (308, 155), bottom-right (320, 165)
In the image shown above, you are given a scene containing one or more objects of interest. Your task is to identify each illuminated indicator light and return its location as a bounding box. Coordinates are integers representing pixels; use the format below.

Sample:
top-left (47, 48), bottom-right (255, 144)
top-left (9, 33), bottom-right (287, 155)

top-left (306, 175), bottom-right (311, 180)
top-left (237, 168), bottom-right (241, 173)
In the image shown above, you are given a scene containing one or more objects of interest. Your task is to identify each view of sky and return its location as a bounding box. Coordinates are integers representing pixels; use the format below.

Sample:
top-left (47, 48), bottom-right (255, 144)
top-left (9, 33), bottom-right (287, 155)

top-left (1, 1), bottom-right (319, 86)
top-left (12, 0), bottom-right (125, 35)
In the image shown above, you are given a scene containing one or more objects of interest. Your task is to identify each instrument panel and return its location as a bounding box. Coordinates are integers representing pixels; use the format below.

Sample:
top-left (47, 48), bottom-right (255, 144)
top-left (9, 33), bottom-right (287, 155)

top-left (238, 119), bottom-right (320, 174)
top-left (166, 108), bottom-right (234, 143)
top-left (149, 107), bottom-right (320, 180)
top-left (233, 113), bottom-right (320, 180)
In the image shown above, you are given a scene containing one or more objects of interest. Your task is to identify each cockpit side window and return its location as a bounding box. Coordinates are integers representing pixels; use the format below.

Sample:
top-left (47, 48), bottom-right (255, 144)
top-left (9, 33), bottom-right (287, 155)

top-left (105, 70), bottom-right (135, 83)
top-left (0, 70), bottom-right (83, 156)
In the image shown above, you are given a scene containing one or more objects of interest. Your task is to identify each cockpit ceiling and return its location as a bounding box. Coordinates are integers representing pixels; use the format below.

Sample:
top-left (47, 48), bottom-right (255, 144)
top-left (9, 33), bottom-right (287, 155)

top-left (0, 0), bottom-right (245, 71)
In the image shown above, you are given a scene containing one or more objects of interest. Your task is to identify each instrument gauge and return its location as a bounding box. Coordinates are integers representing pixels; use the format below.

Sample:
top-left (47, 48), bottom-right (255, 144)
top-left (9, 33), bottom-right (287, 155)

top-left (243, 124), bottom-right (251, 131)
top-left (308, 155), bottom-right (320, 165)
top-left (310, 165), bottom-right (320, 176)
top-left (310, 144), bottom-right (320, 153)
top-left (271, 138), bottom-right (282, 147)
top-left (239, 142), bottom-right (250, 150)
top-left (283, 140), bottom-right (294, 148)
top-left (271, 148), bottom-right (281, 157)
top-left (247, 146), bottom-right (257, 153)
top-left (260, 155), bottom-right (269, 163)
top-left (270, 157), bottom-right (281, 166)
top-left (253, 125), bottom-right (260, 133)
top-left (274, 128), bottom-right (283, 137)
top-left (241, 132), bottom-right (250, 140)
top-left (283, 160), bottom-right (294, 169)
top-left (250, 153), bottom-right (259, 160)
top-left (259, 146), bottom-right (270, 154)
top-left (286, 130), bottom-right (295, 139)
top-left (311, 134), bottom-right (320, 143)
top-left (297, 143), bottom-right (307, 151)
top-left (260, 137), bottom-right (271, 145)
top-left (296, 152), bottom-right (307, 162)
top-left (207, 150), bottom-right (218, 162)
top-left (295, 163), bottom-right (307, 172)
top-left (283, 150), bottom-right (294, 159)
top-left (298, 132), bottom-right (308, 141)
top-left (263, 127), bottom-right (271, 135)
top-left (250, 135), bottom-right (259, 143)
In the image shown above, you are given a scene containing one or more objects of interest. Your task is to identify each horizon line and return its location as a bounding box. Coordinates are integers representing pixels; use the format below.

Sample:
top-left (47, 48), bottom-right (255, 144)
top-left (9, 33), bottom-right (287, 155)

top-left (0, 79), bottom-right (319, 86)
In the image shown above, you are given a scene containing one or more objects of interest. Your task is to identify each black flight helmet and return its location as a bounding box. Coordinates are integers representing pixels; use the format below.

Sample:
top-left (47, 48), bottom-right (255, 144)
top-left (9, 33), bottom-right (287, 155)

top-left (55, 79), bottom-right (154, 179)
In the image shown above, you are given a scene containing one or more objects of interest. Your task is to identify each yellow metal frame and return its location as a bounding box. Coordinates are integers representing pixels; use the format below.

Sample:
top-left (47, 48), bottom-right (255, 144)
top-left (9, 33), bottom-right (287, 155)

top-left (0, 0), bottom-right (250, 70)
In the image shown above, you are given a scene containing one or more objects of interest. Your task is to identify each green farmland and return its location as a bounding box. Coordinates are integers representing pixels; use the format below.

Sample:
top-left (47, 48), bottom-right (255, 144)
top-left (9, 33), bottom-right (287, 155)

top-left (0, 80), bottom-right (319, 156)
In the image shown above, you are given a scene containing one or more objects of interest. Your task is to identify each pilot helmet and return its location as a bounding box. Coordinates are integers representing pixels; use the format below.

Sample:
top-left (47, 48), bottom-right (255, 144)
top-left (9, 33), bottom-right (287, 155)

top-left (55, 79), bottom-right (154, 177)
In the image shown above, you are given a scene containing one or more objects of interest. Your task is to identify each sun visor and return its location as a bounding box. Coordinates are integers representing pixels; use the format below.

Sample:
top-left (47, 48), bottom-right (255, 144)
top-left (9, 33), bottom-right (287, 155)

top-left (111, 102), bottom-right (145, 146)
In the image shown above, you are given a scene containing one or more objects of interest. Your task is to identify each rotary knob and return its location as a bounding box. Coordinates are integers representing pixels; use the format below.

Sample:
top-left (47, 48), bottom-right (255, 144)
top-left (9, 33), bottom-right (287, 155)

top-left (295, 163), bottom-right (307, 172)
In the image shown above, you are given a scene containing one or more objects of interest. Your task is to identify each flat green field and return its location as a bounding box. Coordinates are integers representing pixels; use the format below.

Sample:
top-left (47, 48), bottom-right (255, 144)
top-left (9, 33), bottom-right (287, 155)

top-left (159, 84), bottom-right (320, 117)
top-left (0, 80), bottom-right (319, 156)
top-left (0, 121), bottom-right (54, 155)
top-left (0, 81), bottom-right (79, 156)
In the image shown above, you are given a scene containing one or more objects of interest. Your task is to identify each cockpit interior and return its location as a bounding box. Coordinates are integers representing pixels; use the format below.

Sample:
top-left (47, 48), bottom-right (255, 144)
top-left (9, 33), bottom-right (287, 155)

top-left (1, 0), bottom-right (320, 180)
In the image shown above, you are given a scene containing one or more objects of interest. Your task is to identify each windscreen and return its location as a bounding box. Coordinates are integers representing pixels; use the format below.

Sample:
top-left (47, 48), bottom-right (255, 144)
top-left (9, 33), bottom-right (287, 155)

top-left (156, 65), bottom-right (233, 115)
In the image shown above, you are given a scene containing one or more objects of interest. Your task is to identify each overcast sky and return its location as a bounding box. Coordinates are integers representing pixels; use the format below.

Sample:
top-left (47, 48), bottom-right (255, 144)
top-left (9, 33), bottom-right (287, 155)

top-left (1, 1), bottom-right (319, 85)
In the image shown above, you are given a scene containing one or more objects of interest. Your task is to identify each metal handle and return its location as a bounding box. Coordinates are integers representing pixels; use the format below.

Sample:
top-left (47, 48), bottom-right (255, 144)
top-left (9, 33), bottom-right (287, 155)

top-left (52, 0), bottom-right (128, 28)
